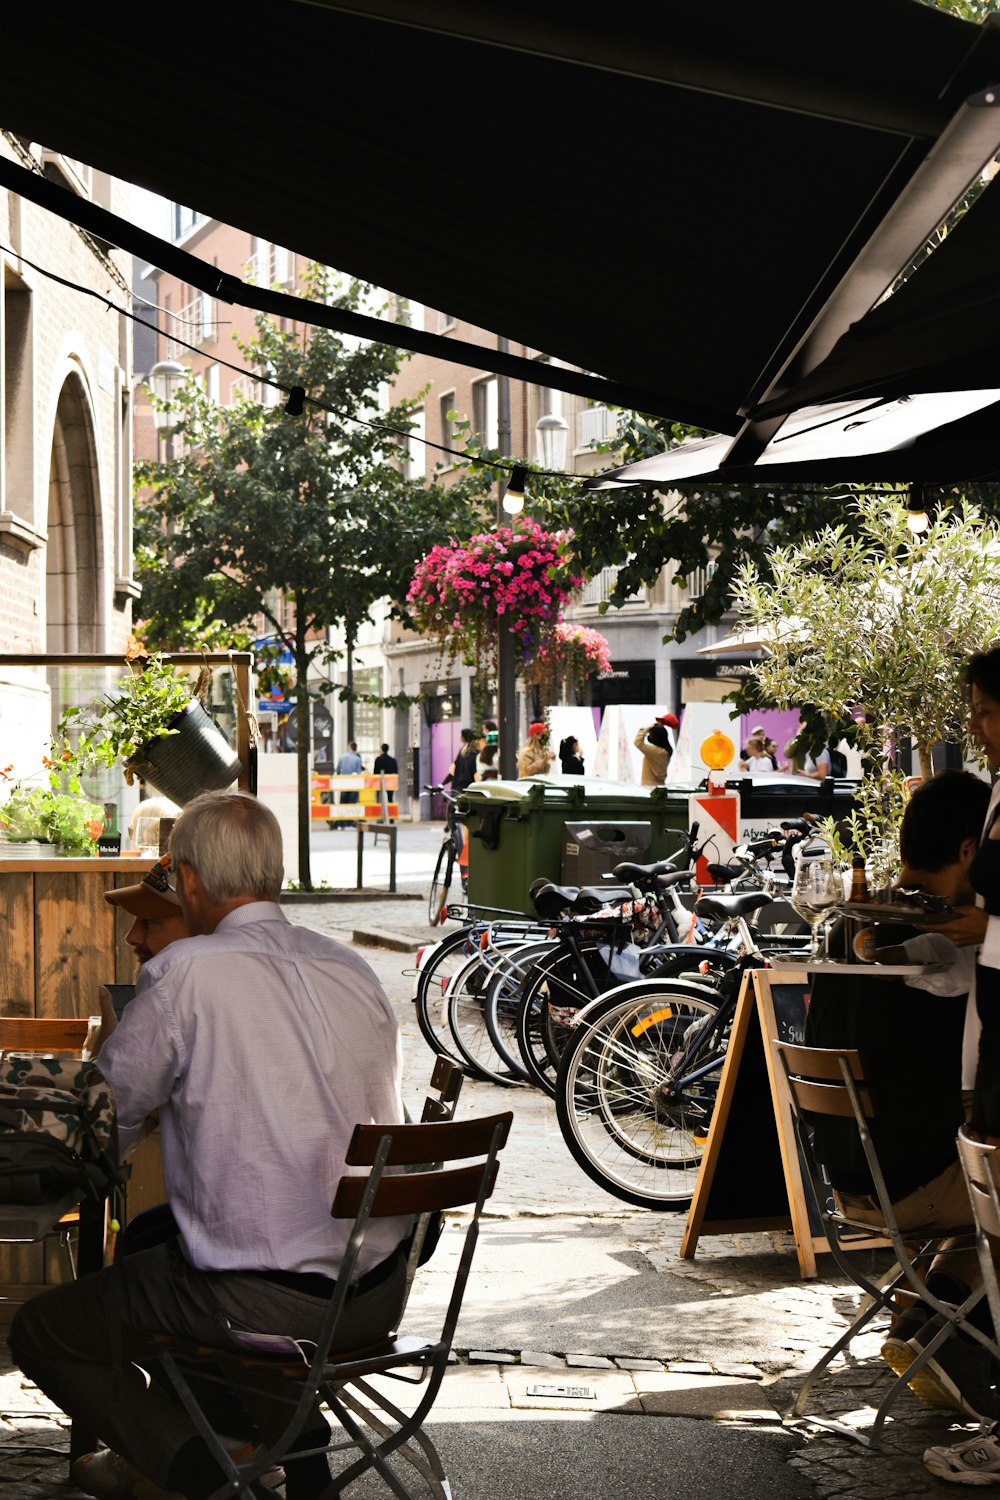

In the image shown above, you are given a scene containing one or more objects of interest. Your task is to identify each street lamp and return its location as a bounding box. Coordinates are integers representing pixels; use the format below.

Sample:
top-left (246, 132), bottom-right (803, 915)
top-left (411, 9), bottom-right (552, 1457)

top-left (536, 411), bottom-right (569, 471)
top-left (147, 359), bottom-right (188, 460)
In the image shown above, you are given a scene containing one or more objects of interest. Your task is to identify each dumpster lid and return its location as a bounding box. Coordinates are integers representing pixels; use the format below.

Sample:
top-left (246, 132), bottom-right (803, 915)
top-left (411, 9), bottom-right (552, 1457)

top-left (460, 776), bottom-right (701, 806)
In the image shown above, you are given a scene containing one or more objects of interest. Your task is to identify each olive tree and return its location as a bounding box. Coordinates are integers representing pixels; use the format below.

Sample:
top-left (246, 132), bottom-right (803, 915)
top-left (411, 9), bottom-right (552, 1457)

top-left (732, 494), bottom-right (1000, 780)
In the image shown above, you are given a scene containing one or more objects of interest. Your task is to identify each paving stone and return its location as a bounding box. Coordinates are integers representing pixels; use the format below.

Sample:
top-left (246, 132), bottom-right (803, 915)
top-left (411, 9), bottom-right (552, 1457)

top-left (565, 1353), bottom-right (614, 1369)
top-left (518, 1351), bottom-right (565, 1369)
top-left (714, 1361), bottom-right (764, 1379)
top-left (505, 1370), bottom-right (636, 1412)
top-left (614, 1357), bottom-right (664, 1371)
top-left (632, 1372), bottom-right (782, 1419)
top-left (468, 1349), bottom-right (517, 1364)
top-left (667, 1360), bottom-right (713, 1374)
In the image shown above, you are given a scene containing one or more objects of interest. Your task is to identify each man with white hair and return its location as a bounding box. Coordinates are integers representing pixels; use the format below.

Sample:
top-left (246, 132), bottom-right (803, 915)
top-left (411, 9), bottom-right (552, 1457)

top-left (10, 792), bottom-right (411, 1500)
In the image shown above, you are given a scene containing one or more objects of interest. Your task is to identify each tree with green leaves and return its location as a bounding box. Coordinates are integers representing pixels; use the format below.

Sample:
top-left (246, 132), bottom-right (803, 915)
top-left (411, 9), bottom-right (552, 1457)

top-left (729, 494), bottom-right (1000, 779)
top-left (135, 267), bottom-right (474, 888)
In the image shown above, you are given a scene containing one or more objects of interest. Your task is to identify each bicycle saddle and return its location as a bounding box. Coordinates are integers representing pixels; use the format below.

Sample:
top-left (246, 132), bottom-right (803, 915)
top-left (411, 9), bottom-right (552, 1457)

top-left (612, 860), bottom-right (677, 884)
top-left (694, 890), bottom-right (771, 922)
top-left (530, 882), bottom-right (633, 919)
top-left (655, 869), bottom-right (695, 890)
top-left (706, 862), bottom-right (743, 884)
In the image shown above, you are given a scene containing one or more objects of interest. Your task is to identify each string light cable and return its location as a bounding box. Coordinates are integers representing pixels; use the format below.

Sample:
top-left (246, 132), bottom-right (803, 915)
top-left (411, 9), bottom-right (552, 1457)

top-left (0, 232), bottom-right (584, 490)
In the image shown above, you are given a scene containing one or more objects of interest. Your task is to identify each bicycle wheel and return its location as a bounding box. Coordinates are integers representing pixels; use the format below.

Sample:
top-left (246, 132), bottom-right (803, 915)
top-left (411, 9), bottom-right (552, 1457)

top-left (446, 952), bottom-right (525, 1087)
top-left (515, 944), bottom-right (609, 1097)
top-left (555, 978), bottom-right (725, 1210)
top-left (414, 925), bottom-right (476, 1062)
top-left (427, 841), bottom-right (455, 926)
top-left (484, 940), bottom-right (558, 1080)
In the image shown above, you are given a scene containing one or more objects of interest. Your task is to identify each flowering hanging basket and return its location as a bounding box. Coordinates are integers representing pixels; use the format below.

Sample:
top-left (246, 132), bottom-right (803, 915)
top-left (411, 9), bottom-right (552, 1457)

top-left (522, 622), bottom-right (613, 696)
top-left (407, 521), bottom-right (583, 672)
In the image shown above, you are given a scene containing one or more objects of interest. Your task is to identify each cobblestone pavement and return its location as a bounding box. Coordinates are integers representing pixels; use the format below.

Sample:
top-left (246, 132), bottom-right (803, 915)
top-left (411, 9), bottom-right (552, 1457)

top-left (0, 897), bottom-right (984, 1496)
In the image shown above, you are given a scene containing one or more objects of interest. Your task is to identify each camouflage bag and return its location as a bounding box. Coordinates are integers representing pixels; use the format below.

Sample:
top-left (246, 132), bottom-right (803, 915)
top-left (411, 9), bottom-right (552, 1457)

top-left (0, 1056), bottom-right (128, 1205)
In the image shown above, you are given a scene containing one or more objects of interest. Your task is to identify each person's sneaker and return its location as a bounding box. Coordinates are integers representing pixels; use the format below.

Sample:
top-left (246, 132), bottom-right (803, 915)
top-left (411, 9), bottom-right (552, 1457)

top-left (886, 1300), bottom-right (934, 1347)
top-left (69, 1448), bottom-right (184, 1500)
top-left (924, 1424), bottom-right (1000, 1485)
top-left (222, 1438), bottom-right (284, 1489)
top-left (882, 1312), bottom-right (1000, 1422)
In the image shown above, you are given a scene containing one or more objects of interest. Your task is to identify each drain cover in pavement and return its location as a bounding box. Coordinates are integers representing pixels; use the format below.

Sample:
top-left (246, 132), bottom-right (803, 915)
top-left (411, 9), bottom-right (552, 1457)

top-left (526, 1383), bottom-right (596, 1400)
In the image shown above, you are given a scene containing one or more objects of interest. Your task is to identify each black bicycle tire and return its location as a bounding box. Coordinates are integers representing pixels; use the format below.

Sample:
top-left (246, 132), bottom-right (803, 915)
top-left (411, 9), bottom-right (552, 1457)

top-left (484, 939), bottom-right (558, 1081)
top-left (446, 952), bottom-right (525, 1087)
top-left (427, 841), bottom-right (455, 927)
top-left (414, 925), bottom-right (474, 1062)
top-left (555, 979), bottom-right (724, 1210)
top-left (514, 944), bottom-right (610, 1097)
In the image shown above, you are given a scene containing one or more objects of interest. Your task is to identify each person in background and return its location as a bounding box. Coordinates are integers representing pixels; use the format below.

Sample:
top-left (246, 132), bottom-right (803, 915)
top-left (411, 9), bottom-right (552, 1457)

top-left (742, 735), bottom-right (774, 772)
top-left (444, 728), bottom-right (478, 796)
top-left (127, 785), bottom-right (181, 851)
top-left (475, 737), bottom-right (498, 781)
top-left (739, 723), bottom-right (767, 770)
top-left (764, 737), bottom-right (784, 771)
top-left (633, 722), bottom-right (671, 786)
top-left (559, 736), bottom-right (585, 775)
top-left (10, 793), bottom-right (412, 1500)
top-left (373, 743), bottom-right (398, 776)
top-left (518, 722), bottom-right (554, 777)
top-left (335, 740), bottom-right (363, 811)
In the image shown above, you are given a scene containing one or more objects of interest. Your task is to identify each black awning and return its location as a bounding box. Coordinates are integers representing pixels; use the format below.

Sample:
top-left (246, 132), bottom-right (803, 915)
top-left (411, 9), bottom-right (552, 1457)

top-left (3, 0), bottom-right (1000, 436)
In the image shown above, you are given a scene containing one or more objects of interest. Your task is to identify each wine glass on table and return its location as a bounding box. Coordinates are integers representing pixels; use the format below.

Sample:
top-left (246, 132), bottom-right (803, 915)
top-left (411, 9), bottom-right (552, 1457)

top-left (791, 849), bottom-right (843, 963)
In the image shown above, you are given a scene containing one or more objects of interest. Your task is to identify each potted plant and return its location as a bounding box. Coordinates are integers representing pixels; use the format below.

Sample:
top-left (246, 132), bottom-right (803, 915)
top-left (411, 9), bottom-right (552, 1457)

top-left (53, 650), bottom-right (242, 807)
top-left (0, 783), bottom-right (104, 856)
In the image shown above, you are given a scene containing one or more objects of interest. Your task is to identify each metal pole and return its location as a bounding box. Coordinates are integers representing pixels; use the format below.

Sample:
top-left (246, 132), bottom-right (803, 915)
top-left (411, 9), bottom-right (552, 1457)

top-left (497, 342), bottom-right (517, 779)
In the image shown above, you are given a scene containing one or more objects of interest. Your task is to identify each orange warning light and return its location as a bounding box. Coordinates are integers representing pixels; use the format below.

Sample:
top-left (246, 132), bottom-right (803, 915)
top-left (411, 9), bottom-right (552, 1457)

top-left (701, 731), bottom-right (734, 771)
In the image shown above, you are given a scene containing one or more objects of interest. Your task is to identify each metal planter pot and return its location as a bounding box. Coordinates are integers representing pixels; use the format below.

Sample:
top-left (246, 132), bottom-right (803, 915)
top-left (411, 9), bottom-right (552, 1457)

top-left (131, 701), bottom-right (242, 806)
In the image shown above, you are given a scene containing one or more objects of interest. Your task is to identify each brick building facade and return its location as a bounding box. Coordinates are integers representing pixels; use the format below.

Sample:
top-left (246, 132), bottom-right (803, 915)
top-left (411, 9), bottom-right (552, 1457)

top-left (0, 133), bottom-right (136, 776)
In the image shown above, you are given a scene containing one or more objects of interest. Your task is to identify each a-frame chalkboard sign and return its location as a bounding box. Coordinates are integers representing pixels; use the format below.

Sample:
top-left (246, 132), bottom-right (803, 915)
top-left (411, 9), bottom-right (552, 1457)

top-left (680, 966), bottom-right (837, 1278)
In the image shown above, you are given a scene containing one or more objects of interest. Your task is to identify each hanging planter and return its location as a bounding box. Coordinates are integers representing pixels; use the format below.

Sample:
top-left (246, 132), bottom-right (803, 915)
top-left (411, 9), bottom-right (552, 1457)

top-left (129, 699), bottom-right (242, 806)
top-left (522, 622), bottom-right (613, 699)
top-left (407, 521), bottom-right (583, 674)
top-left (52, 650), bottom-right (242, 807)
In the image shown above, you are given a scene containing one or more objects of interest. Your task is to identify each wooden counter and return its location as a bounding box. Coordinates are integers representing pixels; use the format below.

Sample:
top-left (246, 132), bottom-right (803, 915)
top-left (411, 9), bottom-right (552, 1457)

top-left (0, 855), bottom-right (156, 1019)
top-left (0, 855), bottom-right (163, 1305)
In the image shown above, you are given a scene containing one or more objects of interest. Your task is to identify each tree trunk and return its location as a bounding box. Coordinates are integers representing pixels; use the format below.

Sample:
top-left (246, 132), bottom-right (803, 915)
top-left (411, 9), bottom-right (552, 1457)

top-left (295, 620), bottom-right (312, 890)
top-left (916, 742), bottom-right (934, 782)
top-left (345, 622), bottom-right (356, 746)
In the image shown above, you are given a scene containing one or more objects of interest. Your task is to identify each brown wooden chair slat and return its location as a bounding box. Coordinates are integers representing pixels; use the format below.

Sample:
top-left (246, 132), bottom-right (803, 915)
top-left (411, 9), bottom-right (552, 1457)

top-left (0, 1018), bottom-right (89, 1052)
top-left (132, 1110), bottom-right (513, 1500)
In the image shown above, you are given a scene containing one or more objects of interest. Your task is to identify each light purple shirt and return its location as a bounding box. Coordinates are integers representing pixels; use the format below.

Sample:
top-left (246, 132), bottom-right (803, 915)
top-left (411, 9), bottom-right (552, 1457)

top-left (99, 902), bottom-right (411, 1278)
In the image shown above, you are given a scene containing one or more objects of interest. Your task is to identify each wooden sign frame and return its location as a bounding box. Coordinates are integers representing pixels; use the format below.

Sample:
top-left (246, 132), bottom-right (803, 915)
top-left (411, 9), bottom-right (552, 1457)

top-left (680, 966), bottom-right (829, 1278)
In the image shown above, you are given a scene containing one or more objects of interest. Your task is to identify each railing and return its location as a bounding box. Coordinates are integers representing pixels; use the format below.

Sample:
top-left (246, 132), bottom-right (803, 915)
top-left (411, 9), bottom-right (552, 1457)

top-left (164, 294), bottom-right (216, 358)
top-left (576, 564), bottom-right (645, 608)
top-left (576, 405), bottom-right (617, 449)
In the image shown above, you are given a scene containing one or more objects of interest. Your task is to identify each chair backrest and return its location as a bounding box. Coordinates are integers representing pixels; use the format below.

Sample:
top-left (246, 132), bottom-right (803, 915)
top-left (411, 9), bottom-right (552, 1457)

top-left (421, 1055), bottom-right (463, 1123)
top-left (775, 1042), bottom-right (876, 1119)
top-left (0, 1018), bottom-right (89, 1054)
top-left (957, 1126), bottom-right (1000, 1238)
top-left (331, 1114), bottom-right (512, 1220)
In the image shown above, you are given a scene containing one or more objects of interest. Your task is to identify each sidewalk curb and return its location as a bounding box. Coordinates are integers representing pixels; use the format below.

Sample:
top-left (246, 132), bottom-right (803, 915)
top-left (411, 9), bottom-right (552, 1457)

top-left (353, 926), bottom-right (425, 952)
top-left (280, 890), bottom-right (422, 904)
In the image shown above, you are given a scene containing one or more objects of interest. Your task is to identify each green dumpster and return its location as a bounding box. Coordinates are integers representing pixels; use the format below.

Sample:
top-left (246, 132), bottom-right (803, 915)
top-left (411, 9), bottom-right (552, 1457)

top-left (457, 778), bottom-right (697, 916)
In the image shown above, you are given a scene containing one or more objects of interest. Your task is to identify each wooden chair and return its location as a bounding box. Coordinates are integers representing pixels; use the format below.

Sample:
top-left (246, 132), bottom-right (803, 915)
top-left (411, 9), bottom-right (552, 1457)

top-left (955, 1126), bottom-right (1000, 1338)
top-left (136, 1110), bottom-right (512, 1499)
top-left (776, 1042), bottom-right (993, 1448)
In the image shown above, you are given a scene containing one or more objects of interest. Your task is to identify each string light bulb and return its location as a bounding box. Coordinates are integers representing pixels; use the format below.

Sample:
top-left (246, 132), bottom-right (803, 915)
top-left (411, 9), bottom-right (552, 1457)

top-left (501, 465), bottom-right (527, 516)
top-left (906, 484), bottom-right (929, 534)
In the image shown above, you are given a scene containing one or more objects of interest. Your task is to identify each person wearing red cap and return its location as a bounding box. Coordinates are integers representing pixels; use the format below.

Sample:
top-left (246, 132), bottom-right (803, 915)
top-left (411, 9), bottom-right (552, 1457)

top-left (634, 721), bottom-right (672, 785)
top-left (518, 721), bottom-right (555, 777)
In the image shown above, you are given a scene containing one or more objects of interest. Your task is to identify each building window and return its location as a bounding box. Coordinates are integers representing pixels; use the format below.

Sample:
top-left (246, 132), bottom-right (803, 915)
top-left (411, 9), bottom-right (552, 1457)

top-left (205, 364), bottom-right (220, 404)
top-left (173, 204), bottom-right (206, 241)
top-left (576, 404), bottom-right (618, 450)
top-left (439, 393), bottom-right (457, 459)
top-left (436, 309), bottom-right (456, 332)
top-left (472, 377), bottom-right (498, 450)
top-left (406, 409), bottom-right (426, 481)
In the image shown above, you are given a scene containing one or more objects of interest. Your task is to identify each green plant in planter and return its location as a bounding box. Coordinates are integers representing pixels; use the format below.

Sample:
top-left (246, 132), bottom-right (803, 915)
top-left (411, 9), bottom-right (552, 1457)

top-left (0, 784), bottom-right (56, 841)
top-left (0, 784), bottom-right (104, 854)
top-left (53, 653), bottom-right (195, 782)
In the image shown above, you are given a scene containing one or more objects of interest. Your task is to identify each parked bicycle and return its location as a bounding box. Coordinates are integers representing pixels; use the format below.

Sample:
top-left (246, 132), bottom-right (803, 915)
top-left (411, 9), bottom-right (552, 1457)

top-left (424, 785), bottom-right (468, 925)
top-left (554, 848), bottom-right (810, 1211)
